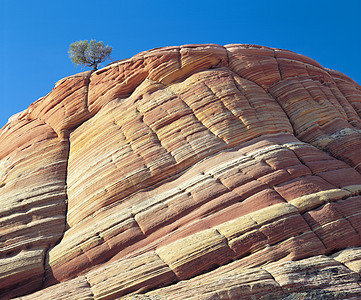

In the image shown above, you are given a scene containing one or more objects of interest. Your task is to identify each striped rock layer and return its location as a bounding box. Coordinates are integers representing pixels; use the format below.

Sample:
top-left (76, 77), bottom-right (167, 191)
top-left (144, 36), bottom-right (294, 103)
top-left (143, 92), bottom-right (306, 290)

top-left (1, 44), bottom-right (361, 299)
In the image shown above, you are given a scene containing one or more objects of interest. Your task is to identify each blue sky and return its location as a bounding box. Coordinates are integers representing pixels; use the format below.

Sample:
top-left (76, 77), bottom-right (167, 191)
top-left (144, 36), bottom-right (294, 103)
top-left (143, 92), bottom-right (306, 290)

top-left (1, 0), bottom-right (360, 128)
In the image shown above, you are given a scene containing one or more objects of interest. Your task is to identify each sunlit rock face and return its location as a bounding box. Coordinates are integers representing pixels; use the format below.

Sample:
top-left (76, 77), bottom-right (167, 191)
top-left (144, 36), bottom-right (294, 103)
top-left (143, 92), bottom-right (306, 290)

top-left (1, 44), bottom-right (361, 299)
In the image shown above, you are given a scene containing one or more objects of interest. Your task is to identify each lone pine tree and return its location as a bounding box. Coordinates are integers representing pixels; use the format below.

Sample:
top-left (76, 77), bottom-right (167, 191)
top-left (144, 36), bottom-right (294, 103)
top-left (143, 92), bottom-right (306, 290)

top-left (69, 40), bottom-right (112, 70)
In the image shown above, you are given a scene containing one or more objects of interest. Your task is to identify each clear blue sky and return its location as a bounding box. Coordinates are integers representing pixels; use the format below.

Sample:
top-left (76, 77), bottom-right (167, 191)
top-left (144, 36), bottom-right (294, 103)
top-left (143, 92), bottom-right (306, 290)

top-left (1, 0), bottom-right (360, 128)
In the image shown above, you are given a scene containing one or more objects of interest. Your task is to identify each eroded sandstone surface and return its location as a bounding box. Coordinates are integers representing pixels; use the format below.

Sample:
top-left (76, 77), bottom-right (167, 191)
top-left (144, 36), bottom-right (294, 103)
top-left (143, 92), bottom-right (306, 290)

top-left (1, 44), bottom-right (361, 299)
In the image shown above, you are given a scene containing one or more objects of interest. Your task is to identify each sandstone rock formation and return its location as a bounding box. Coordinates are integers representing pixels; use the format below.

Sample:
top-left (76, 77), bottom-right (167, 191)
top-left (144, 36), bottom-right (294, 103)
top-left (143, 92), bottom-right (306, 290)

top-left (1, 43), bottom-right (361, 299)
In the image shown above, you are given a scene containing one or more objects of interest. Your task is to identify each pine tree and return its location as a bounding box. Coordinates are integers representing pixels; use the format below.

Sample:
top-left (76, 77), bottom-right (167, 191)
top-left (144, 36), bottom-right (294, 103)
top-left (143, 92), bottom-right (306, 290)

top-left (69, 40), bottom-right (112, 70)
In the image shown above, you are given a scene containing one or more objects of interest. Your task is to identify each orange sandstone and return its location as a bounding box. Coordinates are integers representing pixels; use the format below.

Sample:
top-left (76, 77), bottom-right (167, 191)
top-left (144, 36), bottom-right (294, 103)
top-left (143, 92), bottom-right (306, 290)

top-left (1, 44), bottom-right (361, 299)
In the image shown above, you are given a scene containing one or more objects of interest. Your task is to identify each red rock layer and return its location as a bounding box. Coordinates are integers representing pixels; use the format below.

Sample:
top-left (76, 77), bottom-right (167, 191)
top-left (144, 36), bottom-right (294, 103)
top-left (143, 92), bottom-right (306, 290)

top-left (1, 44), bottom-right (361, 299)
top-left (0, 119), bottom-right (68, 298)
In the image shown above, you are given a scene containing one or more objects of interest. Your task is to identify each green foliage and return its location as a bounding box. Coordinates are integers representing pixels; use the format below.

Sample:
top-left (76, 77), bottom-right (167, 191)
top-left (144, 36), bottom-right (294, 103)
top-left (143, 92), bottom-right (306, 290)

top-left (69, 40), bottom-right (112, 70)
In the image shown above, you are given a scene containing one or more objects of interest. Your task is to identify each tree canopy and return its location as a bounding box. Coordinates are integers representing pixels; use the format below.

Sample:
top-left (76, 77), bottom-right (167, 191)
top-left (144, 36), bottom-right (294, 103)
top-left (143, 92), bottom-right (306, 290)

top-left (69, 40), bottom-right (112, 70)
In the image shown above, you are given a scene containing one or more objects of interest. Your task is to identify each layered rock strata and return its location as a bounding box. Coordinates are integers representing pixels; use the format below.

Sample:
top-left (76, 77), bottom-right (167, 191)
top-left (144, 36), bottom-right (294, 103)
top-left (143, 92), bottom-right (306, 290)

top-left (1, 44), bottom-right (361, 299)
